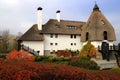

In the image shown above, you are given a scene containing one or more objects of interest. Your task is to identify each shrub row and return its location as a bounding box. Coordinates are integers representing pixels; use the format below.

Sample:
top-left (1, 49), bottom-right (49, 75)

top-left (69, 57), bottom-right (100, 70)
top-left (35, 56), bottom-right (70, 64)
top-left (0, 60), bottom-right (120, 80)
top-left (35, 56), bottom-right (100, 70)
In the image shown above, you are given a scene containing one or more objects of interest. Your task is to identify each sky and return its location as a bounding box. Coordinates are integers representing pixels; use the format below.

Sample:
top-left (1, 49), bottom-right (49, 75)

top-left (0, 0), bottom-right (120, 43)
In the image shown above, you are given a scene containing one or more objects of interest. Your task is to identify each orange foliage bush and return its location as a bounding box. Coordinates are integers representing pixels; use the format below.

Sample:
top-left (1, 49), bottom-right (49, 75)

top-left (80, 41), bottom-right (97, 58)
top-left (6, 50), bottom-right (35, 61)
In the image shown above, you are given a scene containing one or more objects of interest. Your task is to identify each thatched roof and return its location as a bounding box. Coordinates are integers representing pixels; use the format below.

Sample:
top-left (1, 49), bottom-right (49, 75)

top-left (81, 4), bottom-right (116, 42)
top-left (19, 20), bottom-right (85, 41)
top-left (19, 24), bottom-right (44, 41)
top-left (41, 19), bottom-right (85, 35)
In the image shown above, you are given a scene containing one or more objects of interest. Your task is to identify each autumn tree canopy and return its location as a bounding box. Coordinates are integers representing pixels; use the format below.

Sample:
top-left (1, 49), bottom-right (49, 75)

top-left (80, 41), bottom-right (97, 58)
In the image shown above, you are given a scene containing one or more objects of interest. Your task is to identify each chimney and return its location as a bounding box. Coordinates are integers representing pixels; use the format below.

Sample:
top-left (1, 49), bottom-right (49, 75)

top-left (56, 10), bottom-right (60, 22)
top-left (37, 7), bottom-right (42, 30)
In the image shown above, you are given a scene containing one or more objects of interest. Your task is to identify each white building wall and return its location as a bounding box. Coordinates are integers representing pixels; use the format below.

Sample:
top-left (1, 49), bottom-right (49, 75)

top-left (44, 34), bottom-right (82, 52)
top-left (22, 41), bottom-right (44, 55)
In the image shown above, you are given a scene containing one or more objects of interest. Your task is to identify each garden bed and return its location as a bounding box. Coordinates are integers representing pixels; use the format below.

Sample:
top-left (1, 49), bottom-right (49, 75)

top-left (0, 59), bottom-right (120, 80)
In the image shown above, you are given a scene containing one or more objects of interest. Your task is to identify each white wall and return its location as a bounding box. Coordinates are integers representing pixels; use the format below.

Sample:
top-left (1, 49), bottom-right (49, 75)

top-left (22, 41), bottom-right (44, 55)
top-left (44, 34), bottom-right (82, 52)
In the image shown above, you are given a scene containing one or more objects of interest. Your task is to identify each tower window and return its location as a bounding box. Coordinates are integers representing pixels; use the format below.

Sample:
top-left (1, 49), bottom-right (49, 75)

top-left (101, 20), bottom-right (105, 25)
top-left (86, 32), bottom-right (89, 41)
top-left (103, 31), bottom-right (108, 40)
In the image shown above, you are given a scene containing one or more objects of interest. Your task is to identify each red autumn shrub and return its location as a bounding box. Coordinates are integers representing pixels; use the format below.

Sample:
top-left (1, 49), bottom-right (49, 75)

top-left (0, 58), bottom-right (4, 63)
top-left (6, 50), bottom-right (35, 61)
top-left (0, 61), bottom-right (120, 80)
top-left (56, 50), bottom-right (70, 57)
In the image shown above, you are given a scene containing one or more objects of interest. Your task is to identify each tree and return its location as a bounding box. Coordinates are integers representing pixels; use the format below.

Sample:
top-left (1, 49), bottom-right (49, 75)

top-left (0, 30), bottom-right (10, 52)
top-left (0, 30), bottom-right (22, 53)
top-left (80, 41), bottom-right (97, 58)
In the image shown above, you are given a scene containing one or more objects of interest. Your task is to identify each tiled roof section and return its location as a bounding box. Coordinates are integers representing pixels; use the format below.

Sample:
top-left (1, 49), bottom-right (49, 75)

top-left (81, 4), bottom-right (116, 42)
top-left (19, 24), bottom-right (44, 41)
top-left (41, 19), bottom-right (86, 35)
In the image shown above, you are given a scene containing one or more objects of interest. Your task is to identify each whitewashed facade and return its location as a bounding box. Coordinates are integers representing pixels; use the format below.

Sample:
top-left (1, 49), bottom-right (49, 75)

top-left (44, 34), bottom-right (82, 52)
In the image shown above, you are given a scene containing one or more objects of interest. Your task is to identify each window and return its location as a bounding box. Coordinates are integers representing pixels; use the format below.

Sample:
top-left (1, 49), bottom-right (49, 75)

top-left (103, 31), bottom-right (108, 40)
top-left (50, 34), bottom-right (58, 38)
top-left (74, 43), bottom-right (76, 46)
top-left (71, 43), bottom-right (73, 46)
top-left (50, 34), bottom-right (53, 38)
top-left (86, 32), bottom-right (89, 41)
top-left (70, 35), bottom-right (73, 38)
top-left (101, 20), bottom-right (105, 25)
top-left (50, 43), bottom-right (53, 45)
top-left (55, 34), bottom-right (58, 38)
top-left (70, 35), bottom-right (76, 39)
top-left (67, 26), bottom-right (77, 30)
top-left (74, 35), bottom-right (76, 38)
top-left (55, 43), bottom-right (58, 45)
top-left (71, 43), bottom-right (76, 46)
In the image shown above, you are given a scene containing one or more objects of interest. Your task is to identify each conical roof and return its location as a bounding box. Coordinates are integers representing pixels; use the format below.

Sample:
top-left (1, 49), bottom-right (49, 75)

top-left (81, 3), bottom-right (116, 42)
top-left (93, 3), bottom-right (99, 11)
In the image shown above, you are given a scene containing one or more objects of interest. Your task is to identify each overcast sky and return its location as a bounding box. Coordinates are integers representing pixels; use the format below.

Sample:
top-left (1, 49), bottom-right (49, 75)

top-left (0, 0), bottom-right (120, 43)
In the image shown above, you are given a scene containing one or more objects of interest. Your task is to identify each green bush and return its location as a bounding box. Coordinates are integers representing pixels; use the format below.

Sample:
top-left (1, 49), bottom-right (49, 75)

top-left (69, 57), bottom-right (100, 70)
top-left (35, 56), bottom-right (57, 62)
top-left (35, 56), bottom-right (70, 64)
top-left (55, 57), bottom-right (70, 64)
top-left (35, 56), bottom-right (43, 61)
top-left (111, 67), bottom-right (120, 72)
top-left (48, 56), bottom-right (57, 62)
